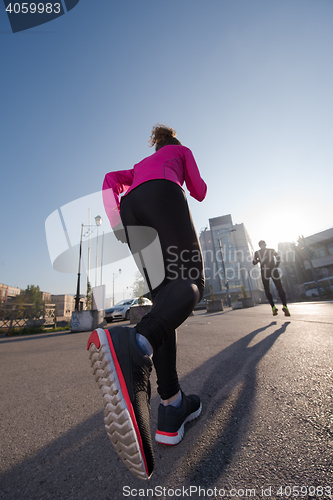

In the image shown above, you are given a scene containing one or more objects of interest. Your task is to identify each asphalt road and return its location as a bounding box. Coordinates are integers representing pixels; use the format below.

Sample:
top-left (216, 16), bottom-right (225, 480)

top-left (0, 302), bottom-right (332, 500)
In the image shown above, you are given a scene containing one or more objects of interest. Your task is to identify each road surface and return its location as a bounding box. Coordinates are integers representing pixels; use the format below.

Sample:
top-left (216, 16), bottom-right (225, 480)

top-left (0, 302), bottom-right (332, 500)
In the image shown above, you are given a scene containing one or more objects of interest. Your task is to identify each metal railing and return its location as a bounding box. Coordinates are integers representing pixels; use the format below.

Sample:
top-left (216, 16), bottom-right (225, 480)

top-left (0, 304), bottom-right (56, 335)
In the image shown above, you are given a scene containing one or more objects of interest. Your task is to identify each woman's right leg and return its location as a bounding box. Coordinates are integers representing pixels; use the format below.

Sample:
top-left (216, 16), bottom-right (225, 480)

top-left (86, 180), bottom-right (204, 477)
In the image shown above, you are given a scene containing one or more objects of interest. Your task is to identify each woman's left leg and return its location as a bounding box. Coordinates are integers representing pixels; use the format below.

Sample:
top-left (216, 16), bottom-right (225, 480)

top-left (152, 329), bottom-right (179, 400)
top-left (120, 180), bottom-right (204, 400)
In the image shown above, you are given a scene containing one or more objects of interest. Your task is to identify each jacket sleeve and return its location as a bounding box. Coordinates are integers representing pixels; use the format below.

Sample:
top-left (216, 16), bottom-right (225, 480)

top-left (102, 169), bottom-right (134, 228)
top-left (182, 147), bottom-right (207, 202)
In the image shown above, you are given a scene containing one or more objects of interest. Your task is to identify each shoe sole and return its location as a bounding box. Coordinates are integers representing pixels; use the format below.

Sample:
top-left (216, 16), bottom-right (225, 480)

top-left (155, 403), bottom-right (202, 446)
top-left (87, 328), bottom-right (151, 480)
top-left (282, 308), bottom-right (291, 317)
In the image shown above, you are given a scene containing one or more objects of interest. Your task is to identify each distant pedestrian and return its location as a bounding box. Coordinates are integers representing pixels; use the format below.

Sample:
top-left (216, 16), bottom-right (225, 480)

top-left (87, 124), bottom-right (206, 480)
top-left (253, 240), bottom-right (290, 317)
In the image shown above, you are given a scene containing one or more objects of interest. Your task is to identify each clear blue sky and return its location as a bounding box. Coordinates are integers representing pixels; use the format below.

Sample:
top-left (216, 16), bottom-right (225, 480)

top-left (1, 0), bottom-right (333, 303)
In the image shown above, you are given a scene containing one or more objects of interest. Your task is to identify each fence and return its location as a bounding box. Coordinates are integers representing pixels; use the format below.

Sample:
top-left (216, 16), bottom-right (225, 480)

top-left (0, 304), bottom-right (56, 335)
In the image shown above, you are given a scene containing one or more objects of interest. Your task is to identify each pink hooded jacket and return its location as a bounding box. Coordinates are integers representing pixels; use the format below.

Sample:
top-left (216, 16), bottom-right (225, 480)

top-left (102, 145), bottom-right (207, 228)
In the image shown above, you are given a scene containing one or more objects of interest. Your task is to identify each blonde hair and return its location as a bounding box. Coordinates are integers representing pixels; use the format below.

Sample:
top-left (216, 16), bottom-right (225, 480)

top-left (149, 124), bottom-right (182, 151)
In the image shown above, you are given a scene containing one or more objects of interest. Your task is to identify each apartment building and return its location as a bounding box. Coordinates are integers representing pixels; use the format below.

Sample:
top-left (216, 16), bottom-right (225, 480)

top-left (0, 284), bottom-right (22, 307)
top-left (199, 214), bottom-right (263, 303)
top-left (51, 294), bottom-right (76, 317)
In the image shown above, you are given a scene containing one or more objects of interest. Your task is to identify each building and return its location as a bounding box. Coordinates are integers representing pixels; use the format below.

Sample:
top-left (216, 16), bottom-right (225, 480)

top-left (301, 227), bottom-right (333, 279)
top-left (0, 284), bottom-right (22, 307)
top-left (51, 294), bottom-right (87, 316)
top-left (199, 214), bottom-right (263, 303)
top-left (278, 226), bottom-right (333, 299)
top-left (41, 291), bottom-right (52, 302)
top-left (51, 294), bottom-right (76, 317)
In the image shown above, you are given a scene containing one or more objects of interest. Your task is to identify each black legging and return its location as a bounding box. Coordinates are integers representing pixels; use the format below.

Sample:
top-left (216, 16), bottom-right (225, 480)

top-left (120, 179), bottom-right (205, 399)
top-left (261, 267), bottom-right (287, 307)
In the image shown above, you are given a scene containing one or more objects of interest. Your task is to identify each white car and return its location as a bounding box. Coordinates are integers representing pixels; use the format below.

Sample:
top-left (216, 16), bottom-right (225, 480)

top-left (104, 297), bottom-right (152, 323)
top-left (305, 287), bottom-right (324, 297)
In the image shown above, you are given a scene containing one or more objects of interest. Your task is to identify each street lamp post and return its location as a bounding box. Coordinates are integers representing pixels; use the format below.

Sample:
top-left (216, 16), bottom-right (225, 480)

top-left (100, 231), bottom-right (105, 286)
top-left (113, 269), bottom-right (122, 306)
top-left (75, 223), bottom-right (84, 311)
top-left (87, 208), bottom-right (91, 285)
top-left (94, 215), bottom-right (102, 287)
top-left (75, 216), bottom-right (103, 311)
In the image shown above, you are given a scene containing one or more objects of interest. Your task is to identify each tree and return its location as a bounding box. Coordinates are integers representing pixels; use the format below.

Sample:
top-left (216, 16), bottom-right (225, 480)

top-left (131, 272), bottom-right (146, 298)
top-left (25, 285), bottom-right (43, 305)
top-left (13, 285), bottom-right (42, 304)
top-left (86, 280), bottom-right (93, 310)
top-left (13, 285), bottom-right (43, 317)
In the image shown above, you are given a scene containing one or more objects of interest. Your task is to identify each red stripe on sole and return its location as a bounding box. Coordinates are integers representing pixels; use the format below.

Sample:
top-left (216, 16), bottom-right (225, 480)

top-left (87, 329), bottom-right (101, 350)
top-left (104, 329), bottom-right (149, 477)
top-left (155, 432), bottom-right (179, 446)
top-left (156, 430), bottom-right (178, 437)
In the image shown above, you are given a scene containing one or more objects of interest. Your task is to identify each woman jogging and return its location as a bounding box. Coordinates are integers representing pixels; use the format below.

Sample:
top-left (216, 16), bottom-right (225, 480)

top-left (87, 125), bottom-right (207, 480)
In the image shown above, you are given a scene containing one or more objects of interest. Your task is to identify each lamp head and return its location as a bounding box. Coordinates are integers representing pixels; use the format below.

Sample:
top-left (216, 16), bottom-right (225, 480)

top-left (95, 215), bottom-right (103, 226)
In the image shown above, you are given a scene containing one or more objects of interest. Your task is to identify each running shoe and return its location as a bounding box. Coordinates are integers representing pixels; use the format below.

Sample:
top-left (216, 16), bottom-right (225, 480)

top-left (87, 327), bottom-right (154, 480)
top-left (155, 391), bottom-right (202, 445)
top-left (272, 306), bottom-right (278, 316)
top-left (282, 306), bottom-right (291, 317)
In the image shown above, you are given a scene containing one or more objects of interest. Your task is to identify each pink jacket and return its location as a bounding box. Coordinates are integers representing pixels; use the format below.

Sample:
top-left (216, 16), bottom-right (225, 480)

top-left (103, 145), bottom-right (207, 228)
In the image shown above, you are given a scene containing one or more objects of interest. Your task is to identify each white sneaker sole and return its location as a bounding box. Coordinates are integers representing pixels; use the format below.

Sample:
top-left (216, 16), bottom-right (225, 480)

top-left (87, 328), bottom-right (151, 480)
top-left (155, 403), bottom-right (202, 445)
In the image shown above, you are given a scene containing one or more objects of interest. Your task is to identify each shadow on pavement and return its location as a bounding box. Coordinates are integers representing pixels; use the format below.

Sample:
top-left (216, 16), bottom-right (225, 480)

top-left (184, 321), bottom-right (291, 488)
top-left (0, 321), bottom-right (290, 499)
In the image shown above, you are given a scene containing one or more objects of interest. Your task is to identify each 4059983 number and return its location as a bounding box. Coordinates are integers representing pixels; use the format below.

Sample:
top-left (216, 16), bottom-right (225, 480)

top-left (276, 485), bottom-right (332, 497)
top-left (5, 3), bottom-right (61, 14)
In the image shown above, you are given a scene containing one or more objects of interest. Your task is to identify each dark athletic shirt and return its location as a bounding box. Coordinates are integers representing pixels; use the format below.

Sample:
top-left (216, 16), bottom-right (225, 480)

top-left (253, 248), bottom-right (280, 270)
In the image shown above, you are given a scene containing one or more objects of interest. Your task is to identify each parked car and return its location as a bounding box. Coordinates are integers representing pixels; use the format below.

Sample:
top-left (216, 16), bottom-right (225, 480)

top-left (194, 299), bottom-right (207, 310)
top-left (104, 297), bottom-right (152, 323)
top-left (305, 287), bottom-right (324, 297)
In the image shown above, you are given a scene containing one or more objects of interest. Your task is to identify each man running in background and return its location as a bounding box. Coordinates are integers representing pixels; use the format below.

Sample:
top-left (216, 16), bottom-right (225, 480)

top-left (253, 240), bottom-right (291, 316)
